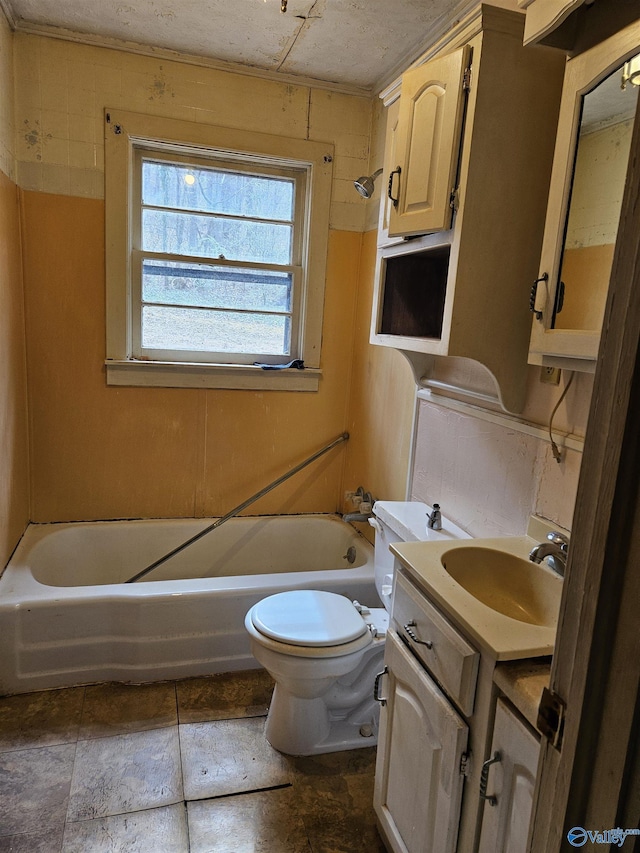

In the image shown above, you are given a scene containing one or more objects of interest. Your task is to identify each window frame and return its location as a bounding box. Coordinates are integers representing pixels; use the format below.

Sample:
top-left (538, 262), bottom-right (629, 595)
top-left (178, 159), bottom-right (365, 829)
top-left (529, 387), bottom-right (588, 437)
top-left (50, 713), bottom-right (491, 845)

top-left (104, 109), bottom-right (334, 390)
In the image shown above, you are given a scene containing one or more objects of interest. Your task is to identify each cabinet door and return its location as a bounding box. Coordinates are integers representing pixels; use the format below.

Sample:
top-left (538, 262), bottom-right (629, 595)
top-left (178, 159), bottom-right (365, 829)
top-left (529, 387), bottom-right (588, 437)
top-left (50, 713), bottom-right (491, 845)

top-left (388, 46), bottom-right (469, 238)
top-left (374, 631), bottom-right (469, 853)
top-left (378, 97), bottom-right (403, 248)
top-left (477, 698), bottom-right (540, 853)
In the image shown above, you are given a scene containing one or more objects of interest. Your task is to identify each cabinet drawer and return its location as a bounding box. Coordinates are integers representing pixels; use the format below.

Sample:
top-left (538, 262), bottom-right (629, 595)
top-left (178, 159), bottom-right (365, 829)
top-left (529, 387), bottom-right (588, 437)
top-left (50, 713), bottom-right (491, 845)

top-left (392, 571), bottom-right (479, 716)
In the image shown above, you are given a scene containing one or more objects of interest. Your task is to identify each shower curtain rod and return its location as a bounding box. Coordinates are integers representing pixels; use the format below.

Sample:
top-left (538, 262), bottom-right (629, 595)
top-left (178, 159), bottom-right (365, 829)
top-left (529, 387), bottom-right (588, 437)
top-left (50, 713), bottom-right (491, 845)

top-left (124, 431), bottom-right (350, 584)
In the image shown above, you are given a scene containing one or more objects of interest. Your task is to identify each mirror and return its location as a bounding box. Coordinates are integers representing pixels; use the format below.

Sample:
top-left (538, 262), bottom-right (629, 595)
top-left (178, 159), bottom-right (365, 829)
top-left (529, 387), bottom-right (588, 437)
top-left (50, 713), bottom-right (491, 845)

top-left (553, 54), bottom-right (639, 331)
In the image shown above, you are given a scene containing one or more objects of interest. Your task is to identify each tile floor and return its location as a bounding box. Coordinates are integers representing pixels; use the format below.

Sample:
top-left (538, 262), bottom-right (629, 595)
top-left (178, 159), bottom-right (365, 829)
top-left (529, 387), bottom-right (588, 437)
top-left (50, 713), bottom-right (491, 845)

top-left (0, 670), bottom-right (387, 852)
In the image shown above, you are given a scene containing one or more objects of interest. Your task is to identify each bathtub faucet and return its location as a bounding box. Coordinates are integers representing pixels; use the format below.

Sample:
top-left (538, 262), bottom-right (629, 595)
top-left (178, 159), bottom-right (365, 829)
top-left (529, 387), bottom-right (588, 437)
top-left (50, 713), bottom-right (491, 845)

top-left (343, 487), bottom-right (374, 524)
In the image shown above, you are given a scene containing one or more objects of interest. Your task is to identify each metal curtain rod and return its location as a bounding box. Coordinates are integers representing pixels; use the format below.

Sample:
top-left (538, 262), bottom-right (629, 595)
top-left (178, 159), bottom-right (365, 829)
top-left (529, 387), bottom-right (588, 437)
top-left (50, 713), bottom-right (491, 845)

top-left (124, 431), bottom-right (350, 584)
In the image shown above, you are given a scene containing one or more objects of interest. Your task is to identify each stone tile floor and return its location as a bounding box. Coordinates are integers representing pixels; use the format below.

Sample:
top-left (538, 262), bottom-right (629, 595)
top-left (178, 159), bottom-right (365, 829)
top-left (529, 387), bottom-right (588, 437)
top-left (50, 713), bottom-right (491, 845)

top-left (0, 669), bottom-right (387, 852)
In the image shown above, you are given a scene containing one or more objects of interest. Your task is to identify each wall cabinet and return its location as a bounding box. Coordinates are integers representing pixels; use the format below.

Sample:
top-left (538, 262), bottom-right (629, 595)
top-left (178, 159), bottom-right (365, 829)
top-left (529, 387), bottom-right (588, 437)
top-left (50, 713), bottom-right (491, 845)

top-left (519, 0), bottom-right (587, 47)
top-left (370, 7), bottom-right (566, 414)
top-left (528, 17), bottom-right (640, 371)
top-left (387, 47), bottom-right (469, 239)
top-left (377, 98), bottom-right (403, 249)
top-left (477, 698), bottom-right (540, 853)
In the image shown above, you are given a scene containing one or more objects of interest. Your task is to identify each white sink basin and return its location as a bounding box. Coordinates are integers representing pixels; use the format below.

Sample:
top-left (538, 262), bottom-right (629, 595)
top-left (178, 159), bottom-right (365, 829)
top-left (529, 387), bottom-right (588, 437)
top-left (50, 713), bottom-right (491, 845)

top-left (440, 546), bottom-right (561, 627)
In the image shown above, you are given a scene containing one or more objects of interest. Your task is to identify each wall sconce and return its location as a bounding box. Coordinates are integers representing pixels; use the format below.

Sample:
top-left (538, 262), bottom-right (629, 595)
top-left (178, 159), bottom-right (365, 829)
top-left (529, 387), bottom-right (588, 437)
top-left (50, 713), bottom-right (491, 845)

top-left (621, 54), bottom-right (640, 89)
top-left (353, 168), bottom-right (383, 199)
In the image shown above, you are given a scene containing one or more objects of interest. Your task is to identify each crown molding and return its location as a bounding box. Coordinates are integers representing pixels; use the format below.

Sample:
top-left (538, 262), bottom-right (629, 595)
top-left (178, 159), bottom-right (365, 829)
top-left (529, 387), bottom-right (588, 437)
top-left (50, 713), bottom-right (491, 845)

top-left (0, 0), bottom-right (17, 29)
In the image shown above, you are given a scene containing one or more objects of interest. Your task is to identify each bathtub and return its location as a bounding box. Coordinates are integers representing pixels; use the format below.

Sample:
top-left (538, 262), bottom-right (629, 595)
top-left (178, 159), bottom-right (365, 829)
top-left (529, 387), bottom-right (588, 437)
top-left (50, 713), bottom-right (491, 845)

top-left (0, 514), bottom-right (377, 696)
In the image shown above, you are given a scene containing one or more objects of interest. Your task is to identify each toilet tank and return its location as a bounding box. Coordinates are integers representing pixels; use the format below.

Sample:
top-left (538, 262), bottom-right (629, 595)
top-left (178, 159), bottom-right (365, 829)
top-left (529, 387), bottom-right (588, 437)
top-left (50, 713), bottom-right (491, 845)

top-left (370, 501), bottom-right (470, 611)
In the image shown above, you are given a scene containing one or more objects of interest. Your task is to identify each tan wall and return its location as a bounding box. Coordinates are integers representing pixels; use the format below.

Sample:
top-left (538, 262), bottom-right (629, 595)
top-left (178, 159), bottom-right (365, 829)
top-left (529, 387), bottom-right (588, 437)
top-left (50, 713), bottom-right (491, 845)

top-left (0, 14), bottom-right (30, 568)
top-left (22, 189), bottom-right (364, 521)
top-left (12, 32), bottom-right (379, 522)
top-left (0, 172), bottom-right (29, 565)
top-left (341, 229), bottom-right (416, 519)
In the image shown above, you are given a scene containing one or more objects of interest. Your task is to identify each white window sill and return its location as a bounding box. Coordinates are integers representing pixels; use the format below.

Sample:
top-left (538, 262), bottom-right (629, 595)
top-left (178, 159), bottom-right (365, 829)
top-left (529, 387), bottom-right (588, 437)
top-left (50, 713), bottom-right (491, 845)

top-left (105, 360), bottom-right (321, 390)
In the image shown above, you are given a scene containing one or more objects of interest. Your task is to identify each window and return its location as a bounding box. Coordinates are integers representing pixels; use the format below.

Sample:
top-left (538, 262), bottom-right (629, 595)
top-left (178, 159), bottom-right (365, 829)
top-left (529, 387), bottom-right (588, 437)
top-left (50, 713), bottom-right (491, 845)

top-left (105, 110), bottom-right (333, 390)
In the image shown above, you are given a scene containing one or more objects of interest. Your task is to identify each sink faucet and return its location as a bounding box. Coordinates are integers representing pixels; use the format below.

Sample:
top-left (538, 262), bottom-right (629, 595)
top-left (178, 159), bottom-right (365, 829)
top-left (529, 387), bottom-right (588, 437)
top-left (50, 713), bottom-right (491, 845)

top-left (529, 531), bottom-right (569, 577)
top-left (427, 503), bottom-right (442, 530)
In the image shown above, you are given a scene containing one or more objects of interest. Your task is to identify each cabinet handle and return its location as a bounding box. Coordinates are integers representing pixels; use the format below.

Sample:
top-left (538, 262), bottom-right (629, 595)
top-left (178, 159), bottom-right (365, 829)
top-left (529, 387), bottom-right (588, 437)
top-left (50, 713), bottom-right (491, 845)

top-left (530, 273), bottom-right (548, 321)
top-left (374, 666), bottom-right (389, 706)
top-left (404, 621), bottom-right (433, 649)
top-left (388, 166), bottom-right (401, 208)
top-left (479, 751), bottom-right (501, 806)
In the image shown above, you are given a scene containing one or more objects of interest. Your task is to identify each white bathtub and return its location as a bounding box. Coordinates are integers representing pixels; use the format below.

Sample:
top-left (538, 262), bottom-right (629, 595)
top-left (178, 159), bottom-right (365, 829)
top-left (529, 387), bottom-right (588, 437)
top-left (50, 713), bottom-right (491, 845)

top-left (0, 514), bottom-right (377, 696)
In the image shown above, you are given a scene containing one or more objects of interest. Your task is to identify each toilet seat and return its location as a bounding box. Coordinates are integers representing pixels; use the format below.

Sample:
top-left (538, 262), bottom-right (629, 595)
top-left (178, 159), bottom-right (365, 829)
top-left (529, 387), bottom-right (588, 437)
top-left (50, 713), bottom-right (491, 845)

top-left (250, 590), bottom-right (368, 647)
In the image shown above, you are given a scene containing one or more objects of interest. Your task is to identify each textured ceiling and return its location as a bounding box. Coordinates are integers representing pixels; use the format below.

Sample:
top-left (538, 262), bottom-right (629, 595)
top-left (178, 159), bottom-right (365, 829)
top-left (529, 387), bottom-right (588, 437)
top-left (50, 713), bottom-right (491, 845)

top-left (3, 0), bottom-right (478, 91)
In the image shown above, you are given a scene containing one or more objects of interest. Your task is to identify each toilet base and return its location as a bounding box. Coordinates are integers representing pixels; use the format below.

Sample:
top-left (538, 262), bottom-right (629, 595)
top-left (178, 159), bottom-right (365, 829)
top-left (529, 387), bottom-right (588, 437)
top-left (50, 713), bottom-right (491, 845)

top-left (264, 685), bottom-right (380, 756)
top-left (262, 642), bottom-right (384, 756)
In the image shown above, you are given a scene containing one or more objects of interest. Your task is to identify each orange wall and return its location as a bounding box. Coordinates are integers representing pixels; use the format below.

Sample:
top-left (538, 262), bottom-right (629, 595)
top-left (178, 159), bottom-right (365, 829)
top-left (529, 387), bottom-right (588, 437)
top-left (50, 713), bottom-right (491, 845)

top-left (22, 191), bottom-right (362, 522)
top-left (0, 171), bottom-right (30, 564)
top-left (341, 229), bottom-right (416, 525)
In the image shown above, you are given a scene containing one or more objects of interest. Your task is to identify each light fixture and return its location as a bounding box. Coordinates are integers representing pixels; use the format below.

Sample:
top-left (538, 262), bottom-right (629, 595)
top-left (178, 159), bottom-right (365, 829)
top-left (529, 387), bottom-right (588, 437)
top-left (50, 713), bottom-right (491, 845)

top-left (353, 168), bottom-right (382, 199)
top-left (621, 54), bottom-right (640, 89)
top-left (183, 170), bottom-right (196, 186)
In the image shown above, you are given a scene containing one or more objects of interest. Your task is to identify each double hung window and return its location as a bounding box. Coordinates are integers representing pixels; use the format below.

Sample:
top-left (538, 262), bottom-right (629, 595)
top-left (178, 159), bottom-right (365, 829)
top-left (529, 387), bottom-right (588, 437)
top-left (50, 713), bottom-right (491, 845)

top-left (105, 110), bottom-right (333, 390)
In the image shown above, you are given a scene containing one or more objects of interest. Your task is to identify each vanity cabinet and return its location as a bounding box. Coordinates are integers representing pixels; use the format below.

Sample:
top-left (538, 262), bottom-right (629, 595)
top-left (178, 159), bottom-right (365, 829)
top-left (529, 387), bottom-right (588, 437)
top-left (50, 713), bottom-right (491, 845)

top-left (374, 568), bottom-right (491, 853)
top-left (370, 7), bottom-right (566, 414)
top-left (477, 698), bottom-right (540, 853)
top-left (374, 547), bottom-right (553, 853)
top-left (528, 17), bottom-right (640, 370)
top-left (374, 630), bottom-right (470, 853)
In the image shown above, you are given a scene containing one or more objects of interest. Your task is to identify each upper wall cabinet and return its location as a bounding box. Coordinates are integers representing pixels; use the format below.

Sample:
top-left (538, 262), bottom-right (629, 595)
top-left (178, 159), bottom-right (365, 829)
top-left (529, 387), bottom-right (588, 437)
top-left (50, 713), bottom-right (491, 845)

top-left (520, 0), bottom-right (640, 52)
top-left (519, 0), bottom-right (588, 47)
top-left (387, 47), bottom-right (470, 238)
top-left (370, 7), bottom-right (566, 414)
top-left (528, 18), bottom-right (640, 371)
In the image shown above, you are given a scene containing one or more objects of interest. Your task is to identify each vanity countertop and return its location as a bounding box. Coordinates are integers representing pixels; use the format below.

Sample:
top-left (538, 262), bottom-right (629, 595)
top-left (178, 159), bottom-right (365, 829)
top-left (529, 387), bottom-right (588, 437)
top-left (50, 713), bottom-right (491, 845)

top-left (493, 658), bottom-right (551, 732)
top-left (390, 536), bottom-right (562, 661)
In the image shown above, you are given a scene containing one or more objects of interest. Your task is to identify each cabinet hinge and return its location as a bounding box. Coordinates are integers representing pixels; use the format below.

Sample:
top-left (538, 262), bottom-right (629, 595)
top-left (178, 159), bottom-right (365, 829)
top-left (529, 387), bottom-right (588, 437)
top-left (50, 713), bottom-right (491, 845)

top-left (537, 686), bottom-right (566, 751)
top-left (460, 752), bottom-right (471, 776)
top-left (462, 66), bottom-right (472, 91)
top-left (449, 187), bottom-right (459, 211)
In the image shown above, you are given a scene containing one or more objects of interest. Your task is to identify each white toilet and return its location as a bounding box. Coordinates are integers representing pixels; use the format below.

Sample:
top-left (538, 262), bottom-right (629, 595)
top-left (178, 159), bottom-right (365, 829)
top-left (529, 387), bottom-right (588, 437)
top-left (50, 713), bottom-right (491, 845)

top-left (244, 501), bottom-right (469, 756)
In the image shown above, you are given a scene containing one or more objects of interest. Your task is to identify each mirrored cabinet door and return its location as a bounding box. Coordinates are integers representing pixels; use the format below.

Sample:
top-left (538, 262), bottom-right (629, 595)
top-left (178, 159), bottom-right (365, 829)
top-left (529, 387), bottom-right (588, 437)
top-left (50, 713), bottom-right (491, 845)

top-left (529, 18), bottom-right (640, 370)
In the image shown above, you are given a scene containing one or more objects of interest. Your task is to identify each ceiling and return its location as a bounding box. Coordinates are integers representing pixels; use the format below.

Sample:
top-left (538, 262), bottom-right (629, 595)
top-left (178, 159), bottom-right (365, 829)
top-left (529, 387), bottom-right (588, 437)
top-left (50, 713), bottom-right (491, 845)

top-left (2, 0), bottom-right (480, 93)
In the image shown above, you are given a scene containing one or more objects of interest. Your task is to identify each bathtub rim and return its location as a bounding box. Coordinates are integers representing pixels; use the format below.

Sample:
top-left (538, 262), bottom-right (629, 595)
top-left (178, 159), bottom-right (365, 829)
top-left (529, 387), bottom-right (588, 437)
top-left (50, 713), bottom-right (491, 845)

top-left (0, 513), bottom-right (375, 603)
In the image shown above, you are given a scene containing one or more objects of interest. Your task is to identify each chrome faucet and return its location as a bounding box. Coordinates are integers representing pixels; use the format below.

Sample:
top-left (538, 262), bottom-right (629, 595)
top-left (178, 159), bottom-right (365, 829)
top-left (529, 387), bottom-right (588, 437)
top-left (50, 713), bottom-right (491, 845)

top-left (529, 531), bottom-right (569, 577)
top-left (343, 487), bottom-right (374, 524)
top-left (427, 503), bottom-right (442, 530)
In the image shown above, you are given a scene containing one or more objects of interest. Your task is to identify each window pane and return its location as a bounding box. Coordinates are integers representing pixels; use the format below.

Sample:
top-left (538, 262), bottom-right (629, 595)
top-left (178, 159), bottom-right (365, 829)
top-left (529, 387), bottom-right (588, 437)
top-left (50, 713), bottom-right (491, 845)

top-left (142, 209), bottom-right (292, 265)
top-left (142, 160), bottom-right (295, 222)
top-left (142, 260), bottom-right (292, 313)
top-left (142, 305), bottom-right (291, 355)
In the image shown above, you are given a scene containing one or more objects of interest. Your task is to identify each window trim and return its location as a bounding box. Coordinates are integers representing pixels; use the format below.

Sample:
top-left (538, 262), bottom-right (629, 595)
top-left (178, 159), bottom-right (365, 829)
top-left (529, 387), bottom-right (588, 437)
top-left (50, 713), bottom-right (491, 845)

top-left (104, 108), bottom-right (333, 390)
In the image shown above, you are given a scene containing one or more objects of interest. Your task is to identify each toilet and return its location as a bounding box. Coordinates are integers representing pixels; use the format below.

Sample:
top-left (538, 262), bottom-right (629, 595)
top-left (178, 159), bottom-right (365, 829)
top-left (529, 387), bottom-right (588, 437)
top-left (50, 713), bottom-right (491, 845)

top-left (244, 501), bottom-right (469, 756)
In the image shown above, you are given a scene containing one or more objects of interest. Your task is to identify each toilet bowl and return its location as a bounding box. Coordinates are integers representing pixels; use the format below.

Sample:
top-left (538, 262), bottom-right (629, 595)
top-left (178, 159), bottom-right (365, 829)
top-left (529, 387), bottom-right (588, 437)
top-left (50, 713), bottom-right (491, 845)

top-left (245, 501), bottom-right (470, 756)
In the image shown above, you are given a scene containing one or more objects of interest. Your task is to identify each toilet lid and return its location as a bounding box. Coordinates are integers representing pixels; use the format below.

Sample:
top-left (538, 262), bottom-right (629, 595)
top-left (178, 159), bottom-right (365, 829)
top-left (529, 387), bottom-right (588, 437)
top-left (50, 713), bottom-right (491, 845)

top-left (250, 590), bottom-right (368, 647)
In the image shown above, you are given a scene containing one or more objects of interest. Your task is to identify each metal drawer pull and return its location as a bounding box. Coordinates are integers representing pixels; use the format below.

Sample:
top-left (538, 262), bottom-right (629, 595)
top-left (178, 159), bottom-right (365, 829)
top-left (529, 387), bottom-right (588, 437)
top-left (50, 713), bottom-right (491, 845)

top-left (403, 621), bottom-right (433, 649)
top-left (480, 751), bottom-right (501, 806)
top-left (388, 166), bottom-right (401, 207)
top-left (374, 666), bottom-right (389, 706)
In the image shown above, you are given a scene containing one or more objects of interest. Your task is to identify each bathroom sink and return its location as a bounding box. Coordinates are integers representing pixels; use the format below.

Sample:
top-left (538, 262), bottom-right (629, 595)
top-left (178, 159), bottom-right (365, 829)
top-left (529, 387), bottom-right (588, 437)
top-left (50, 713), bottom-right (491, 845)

top-left (440, 546), bottom-right (561, 627)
